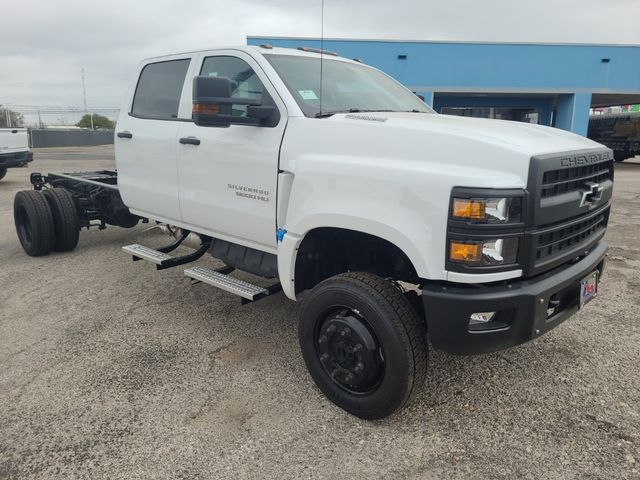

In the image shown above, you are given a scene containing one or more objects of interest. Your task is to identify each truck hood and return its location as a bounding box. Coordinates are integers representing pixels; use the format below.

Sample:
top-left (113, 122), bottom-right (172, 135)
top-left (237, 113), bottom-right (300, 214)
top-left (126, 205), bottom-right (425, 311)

top-left (281, 112), bottom-right (608, 192)
top-left (335, 111), bottom-right (602, 156)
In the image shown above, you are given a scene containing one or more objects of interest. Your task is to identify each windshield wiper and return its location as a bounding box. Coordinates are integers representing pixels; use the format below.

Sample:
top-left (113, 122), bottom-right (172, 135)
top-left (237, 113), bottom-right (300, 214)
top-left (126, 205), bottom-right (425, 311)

top-left (315, 108), bottom-right (362, 118)
top-left (315, 108), bottom-right (429, 118)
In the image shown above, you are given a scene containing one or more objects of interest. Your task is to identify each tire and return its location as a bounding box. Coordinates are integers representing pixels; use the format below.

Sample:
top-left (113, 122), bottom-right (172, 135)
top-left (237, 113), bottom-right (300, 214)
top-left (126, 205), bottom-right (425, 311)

top-left (0, 167), bottom-right (7, 181)
top-left (14, 190), bottom-right (55, 256)
top-left (42, 188), bottom-right (80, 252)
top-left (299, 272), bottom-right (428, 419)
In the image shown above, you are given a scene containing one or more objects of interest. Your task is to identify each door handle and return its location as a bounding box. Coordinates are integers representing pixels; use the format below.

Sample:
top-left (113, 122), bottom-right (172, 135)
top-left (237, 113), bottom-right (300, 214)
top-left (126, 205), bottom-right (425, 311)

top-left (179, 136), bottom-right (200, 146)
top-left (117, 131), bottom-right (133, 139)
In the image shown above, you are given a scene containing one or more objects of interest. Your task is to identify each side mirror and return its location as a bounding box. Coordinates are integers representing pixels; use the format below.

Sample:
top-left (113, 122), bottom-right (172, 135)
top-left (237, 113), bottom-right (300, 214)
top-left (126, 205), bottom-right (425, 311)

top-left (192, 76), bottom-right (276, 127)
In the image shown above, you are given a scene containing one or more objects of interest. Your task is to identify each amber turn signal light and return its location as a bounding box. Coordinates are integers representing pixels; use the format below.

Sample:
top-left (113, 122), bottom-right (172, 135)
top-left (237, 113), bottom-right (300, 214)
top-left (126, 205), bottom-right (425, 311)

top-left (450, 241), bottom-right (482, 262)
top-left (193, 103), bottom-right (220, 115)
top-left (452, 198), bottom-right (485, 220)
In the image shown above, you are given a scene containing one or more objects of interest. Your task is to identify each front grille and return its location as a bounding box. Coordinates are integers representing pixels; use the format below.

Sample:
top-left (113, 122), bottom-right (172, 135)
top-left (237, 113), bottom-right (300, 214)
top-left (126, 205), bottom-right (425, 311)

top-left (540, 160), bottom-right (613, 198)
top-left (535, 208), bottom-right (608, 261)
top-left (525, 148), bottom-right (613, 276)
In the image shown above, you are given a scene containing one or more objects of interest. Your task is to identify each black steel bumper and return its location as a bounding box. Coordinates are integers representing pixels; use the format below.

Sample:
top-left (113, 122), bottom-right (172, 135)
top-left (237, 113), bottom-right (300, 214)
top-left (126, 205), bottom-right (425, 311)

top-left (0, 151), bottom-right (33, 168)
top-left (422, 241), bottom-right (608, 355)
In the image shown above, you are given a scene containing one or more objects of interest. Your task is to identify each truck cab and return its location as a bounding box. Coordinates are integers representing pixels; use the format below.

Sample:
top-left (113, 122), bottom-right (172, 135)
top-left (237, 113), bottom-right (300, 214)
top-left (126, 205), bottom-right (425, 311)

top-left (17, 46), bottom-right (613, 419)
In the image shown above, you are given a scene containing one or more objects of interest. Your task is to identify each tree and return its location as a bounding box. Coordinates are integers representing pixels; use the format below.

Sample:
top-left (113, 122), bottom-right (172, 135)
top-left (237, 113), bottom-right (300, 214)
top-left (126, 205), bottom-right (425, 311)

top-left (0, 105), bottom-right (25, 128)
top-left (76, 113), bottom-right (115, 130)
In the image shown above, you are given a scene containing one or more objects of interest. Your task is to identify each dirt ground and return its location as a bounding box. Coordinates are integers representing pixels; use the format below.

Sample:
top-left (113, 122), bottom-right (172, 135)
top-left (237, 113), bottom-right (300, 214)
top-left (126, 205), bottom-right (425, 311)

top-left (1, 146), bottom-right (639, 479)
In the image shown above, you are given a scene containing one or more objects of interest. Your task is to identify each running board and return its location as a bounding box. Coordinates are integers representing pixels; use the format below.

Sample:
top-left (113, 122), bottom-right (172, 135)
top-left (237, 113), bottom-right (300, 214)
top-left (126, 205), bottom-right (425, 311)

top-left (123, 240), bottom-right (211, 270)
top-left (184, 266), bottom-right (281, 303)
top-left (123, 244), bottom-right (171, 265)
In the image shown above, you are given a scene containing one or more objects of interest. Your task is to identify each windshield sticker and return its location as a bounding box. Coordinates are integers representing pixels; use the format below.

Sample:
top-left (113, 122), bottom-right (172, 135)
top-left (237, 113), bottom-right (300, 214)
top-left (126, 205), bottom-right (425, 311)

top-left (298, 90), bottom-right (319, 100)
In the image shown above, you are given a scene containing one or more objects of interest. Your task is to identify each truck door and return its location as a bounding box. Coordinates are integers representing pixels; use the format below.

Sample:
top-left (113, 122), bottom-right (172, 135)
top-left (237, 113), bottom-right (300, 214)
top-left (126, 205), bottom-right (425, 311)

top-left (115, 57), bottom-right (192, 223)
top-left (176, 52), bottom-right (286, 251)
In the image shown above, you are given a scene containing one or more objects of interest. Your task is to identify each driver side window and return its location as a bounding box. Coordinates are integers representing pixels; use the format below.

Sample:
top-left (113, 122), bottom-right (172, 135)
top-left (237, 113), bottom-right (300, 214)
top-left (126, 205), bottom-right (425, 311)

top-left (200, 56), bottom-right (265, 117)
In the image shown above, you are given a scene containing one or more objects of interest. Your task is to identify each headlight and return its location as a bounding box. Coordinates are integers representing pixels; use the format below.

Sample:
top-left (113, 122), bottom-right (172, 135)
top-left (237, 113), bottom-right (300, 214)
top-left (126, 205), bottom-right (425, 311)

top-left (449, 238), bottom-right (519, 266)
top-left (451, 197), bottom-right (522, 224)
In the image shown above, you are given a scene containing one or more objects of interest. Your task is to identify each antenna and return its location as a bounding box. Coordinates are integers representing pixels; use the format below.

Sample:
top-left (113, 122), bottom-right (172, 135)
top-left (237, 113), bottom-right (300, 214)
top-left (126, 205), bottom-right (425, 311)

top-left (319, 0), bottom-right (324, 117)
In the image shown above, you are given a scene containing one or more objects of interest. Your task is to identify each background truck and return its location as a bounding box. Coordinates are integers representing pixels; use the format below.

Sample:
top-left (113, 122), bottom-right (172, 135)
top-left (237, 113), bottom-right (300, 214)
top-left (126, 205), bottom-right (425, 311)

top-left (588, 111), bottom-right (640, 162)
top-left (13, 46), bottom-right (613, 419)
top-left (0, 128), bottom-right (33, 181)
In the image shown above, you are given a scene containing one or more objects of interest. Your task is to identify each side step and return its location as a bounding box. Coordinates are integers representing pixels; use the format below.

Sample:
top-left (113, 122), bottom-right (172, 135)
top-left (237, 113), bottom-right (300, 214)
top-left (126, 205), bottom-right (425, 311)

top-left (184, 266), bottom-right (280, 303)
top-left (123, 244), bottom-right (171, 265)
top-left (123, 239), bottom-right (210, 270)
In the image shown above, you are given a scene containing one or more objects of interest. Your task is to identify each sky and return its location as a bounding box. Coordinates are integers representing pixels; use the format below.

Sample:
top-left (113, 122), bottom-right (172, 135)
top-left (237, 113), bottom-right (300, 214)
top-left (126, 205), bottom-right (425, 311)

top-left (1, 0), bottom-right (639, 121)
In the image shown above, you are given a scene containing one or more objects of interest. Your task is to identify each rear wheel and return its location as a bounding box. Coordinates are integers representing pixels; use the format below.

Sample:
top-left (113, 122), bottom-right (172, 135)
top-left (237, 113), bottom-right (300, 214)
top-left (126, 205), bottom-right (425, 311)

top-left (299, 272), bottom-right (427, 419)
top-left (42, 188), bottom-right (80, 252)
top-left (14, 190), bottom-right (55, 256)
top-left (0, 167), bottom-right (7, 181)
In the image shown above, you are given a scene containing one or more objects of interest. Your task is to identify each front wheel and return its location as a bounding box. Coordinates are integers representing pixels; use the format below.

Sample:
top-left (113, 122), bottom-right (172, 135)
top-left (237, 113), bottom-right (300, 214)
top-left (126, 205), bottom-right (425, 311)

top-left (299, 272), bottom-right (427, 419)
top-left (0, 167), bottom-right (7, 181)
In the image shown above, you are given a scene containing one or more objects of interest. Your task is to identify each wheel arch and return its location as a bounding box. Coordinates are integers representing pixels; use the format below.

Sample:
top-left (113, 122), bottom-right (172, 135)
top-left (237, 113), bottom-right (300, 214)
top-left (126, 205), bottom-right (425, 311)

top-left (278, 217), bottom-right (429, 300)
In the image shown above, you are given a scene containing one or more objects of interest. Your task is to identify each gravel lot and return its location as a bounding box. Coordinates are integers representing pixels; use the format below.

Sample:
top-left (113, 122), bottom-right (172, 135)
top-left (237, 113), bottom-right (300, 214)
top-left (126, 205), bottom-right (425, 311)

top-left (1, 146), bottom-right (639, 479)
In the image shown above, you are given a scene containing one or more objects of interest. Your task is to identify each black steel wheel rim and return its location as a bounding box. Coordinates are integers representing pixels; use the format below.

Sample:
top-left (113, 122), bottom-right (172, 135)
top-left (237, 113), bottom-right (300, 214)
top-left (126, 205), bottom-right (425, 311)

top-left (315, 307), bottom-right (385, 394)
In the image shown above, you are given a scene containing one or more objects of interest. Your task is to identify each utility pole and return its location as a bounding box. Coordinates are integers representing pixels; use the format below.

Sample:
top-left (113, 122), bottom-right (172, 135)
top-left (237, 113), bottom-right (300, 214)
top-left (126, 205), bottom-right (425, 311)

top-left (5, 107), bottom-right (11, 128)
top-left (81, 67), bottom-right (88, 114)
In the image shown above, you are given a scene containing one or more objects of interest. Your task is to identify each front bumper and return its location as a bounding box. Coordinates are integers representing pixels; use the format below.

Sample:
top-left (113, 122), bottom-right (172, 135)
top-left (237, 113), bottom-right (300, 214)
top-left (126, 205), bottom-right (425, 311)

top-left (0, 151), bottom-right (33, 168)
top-left (422, 241), bottom-right (607, 355)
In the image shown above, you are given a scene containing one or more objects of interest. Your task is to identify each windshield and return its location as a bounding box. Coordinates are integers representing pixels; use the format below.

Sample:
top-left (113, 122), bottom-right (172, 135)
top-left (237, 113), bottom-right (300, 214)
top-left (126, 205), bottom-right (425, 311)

top-left (264, 54), bottom-right (434, 117)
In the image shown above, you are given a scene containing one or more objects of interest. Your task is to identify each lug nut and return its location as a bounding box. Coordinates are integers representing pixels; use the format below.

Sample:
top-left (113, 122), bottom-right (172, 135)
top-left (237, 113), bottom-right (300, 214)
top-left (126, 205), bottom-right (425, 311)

top-left (353, 343), bottom-right (363, 352)
top-left (318, 334), bottom-right (328, 344)
top-left (354, 362), bottom-right (364, 372)
top-left (340, 327), bottom-right (351, 337)
top-left (326, 324), bottom-right (337, 335)
top-left (345, 373), bottom-right (354, 382)
top-left (320, 353), bottom-right (329, 362)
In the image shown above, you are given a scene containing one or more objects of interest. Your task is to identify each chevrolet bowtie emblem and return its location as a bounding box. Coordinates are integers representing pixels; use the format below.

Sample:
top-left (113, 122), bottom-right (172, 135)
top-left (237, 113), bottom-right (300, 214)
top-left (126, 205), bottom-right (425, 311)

top-left (580, 182), bottom-right (604, 208)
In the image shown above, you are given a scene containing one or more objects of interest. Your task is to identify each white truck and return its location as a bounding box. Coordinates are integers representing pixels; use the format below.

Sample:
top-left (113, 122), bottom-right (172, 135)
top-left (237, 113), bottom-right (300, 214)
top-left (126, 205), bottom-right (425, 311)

top-left (0, 128), bottom-right (33, 181)
top-left (14, 46), bottom-right (613, 419)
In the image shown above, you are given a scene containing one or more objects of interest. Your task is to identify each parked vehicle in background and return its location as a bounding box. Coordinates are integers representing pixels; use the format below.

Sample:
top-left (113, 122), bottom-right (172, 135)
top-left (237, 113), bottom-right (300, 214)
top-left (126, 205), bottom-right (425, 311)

top-left (588, 112), bottom-right (640, 161)
top-left (0, 128), bottom-right (33, 181)
top-left (14, 46), bottom-right (614, 419)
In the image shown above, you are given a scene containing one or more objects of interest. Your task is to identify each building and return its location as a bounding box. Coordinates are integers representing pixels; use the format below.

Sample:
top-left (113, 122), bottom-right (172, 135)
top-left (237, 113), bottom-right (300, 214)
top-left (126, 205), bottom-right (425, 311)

top-left (248, 36), bottom-right (640, 135)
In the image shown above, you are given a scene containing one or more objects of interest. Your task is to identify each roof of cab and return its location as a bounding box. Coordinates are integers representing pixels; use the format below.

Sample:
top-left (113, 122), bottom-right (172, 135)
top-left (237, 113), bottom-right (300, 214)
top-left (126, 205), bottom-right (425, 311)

top-left (139, 45), bottom-right (361, 65)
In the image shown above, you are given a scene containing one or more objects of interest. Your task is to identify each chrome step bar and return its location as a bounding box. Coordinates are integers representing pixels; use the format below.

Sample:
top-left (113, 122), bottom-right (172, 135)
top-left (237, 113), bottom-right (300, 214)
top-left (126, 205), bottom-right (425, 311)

top-left (122, 244), bottom-right (172, 265)
top-left (184, 266), bottom-right (269, 301)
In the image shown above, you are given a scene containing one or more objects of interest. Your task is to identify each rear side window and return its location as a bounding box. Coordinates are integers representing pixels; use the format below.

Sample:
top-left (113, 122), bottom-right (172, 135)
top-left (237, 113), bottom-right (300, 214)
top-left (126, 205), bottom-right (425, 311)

top-left (131, 59), bottom-right (190, 119)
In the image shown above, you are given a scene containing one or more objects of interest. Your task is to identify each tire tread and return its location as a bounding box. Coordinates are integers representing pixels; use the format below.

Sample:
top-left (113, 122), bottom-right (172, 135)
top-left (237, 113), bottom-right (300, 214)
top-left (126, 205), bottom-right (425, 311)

top-left (14, 190), bottom-right (55, 256)
top-left (42, 188), bottom-right (80, 252)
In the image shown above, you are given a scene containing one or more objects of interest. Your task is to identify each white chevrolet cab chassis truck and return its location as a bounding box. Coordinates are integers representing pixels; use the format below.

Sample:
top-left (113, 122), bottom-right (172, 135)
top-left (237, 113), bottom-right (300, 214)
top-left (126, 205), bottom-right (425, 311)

top-left (0, 128), bottom-right (33, 181)
top-left (14, 46), bottom-right (613, 419)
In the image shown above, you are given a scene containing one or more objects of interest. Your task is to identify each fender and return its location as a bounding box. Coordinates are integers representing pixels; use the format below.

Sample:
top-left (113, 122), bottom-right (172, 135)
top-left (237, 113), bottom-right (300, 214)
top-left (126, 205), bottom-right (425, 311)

top-left (277, 214), bottom-right (433, 301)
